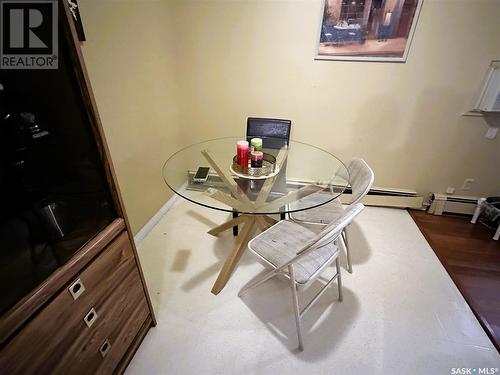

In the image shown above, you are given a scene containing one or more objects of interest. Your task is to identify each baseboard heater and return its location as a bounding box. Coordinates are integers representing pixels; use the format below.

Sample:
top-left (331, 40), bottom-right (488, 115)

top-left (285, 180), bottom-right (423, 209)
top-left (428, 193), bottom-right (479, 216)
top-left (338, 186), bottom-right (423, 208)
top-left (186, 171), bottom-right (424, 209)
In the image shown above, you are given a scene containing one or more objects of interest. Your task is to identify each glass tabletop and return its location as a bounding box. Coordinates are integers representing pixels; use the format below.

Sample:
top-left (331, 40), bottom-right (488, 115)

top-left (162, 136), bottom-right (349, 215)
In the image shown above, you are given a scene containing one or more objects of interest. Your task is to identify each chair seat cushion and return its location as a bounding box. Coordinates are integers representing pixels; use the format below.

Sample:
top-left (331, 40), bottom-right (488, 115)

top-left (290, 195), bottom-right (345, 224)
top-left (248, 220), bottom-right (338, 284)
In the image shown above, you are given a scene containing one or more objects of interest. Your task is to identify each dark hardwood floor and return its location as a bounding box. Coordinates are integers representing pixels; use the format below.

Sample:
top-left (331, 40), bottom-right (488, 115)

top-left (409, 210), bottom-right (500, 353)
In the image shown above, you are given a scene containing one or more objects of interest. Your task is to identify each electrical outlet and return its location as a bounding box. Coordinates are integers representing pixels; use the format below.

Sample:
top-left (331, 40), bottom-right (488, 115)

top-left (446, 187), bottom-right (455, 194)
top-left (462, 178), bottom-right (475, 191)
top-left (485, 127), bottom-right (498, 139)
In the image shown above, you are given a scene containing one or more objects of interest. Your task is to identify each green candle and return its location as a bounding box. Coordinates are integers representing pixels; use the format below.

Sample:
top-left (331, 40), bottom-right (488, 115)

top-left (250, 137), bottom-right (263, 152)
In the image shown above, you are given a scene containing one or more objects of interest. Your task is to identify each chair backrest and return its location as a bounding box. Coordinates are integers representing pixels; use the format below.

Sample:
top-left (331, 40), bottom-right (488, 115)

top-left (339, 158), bottom-right (374, 204)
top-left (246, 117), bottom-right (291, 149)
top-left (296, 203), bottom-right (365, 257)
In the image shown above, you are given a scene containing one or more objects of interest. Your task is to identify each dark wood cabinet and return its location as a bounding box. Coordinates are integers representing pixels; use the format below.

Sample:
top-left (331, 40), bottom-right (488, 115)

top-left (0, 1), bottom-right (155, 373)
top-left (0, 230), bottom-right (151, 374)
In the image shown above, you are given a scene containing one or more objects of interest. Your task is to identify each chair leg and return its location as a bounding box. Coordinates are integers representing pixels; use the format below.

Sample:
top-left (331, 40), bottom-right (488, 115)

top-left (288, 265), bottom-right (304, 351)
top-left (494, 224), bottom-right (500, 241)
top-left (232, 211), bottom-right (239, 236)
top-left (335, 258), bottom-right (343, 302)
top-left (471, 198), bottom-right (485, 224)
top-left (341, 229), bottom-right (352, 273)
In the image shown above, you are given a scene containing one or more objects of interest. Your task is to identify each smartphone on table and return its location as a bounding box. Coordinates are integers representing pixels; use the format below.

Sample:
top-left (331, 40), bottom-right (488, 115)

top-left (193, 167), bottom-right (210, 183)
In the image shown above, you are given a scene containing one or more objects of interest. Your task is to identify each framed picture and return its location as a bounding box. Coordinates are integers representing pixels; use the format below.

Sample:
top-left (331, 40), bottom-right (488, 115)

top-left (316, 0), bottom-right (424, 62)
top-left (67, 0), bottom-right (86, 41)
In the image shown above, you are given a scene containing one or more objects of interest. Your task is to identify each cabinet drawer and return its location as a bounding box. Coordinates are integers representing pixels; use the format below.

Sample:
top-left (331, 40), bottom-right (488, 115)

top-left (54, 262), bottom-right (149, 375)
top-left (0, 231), bottom-right (148, 375)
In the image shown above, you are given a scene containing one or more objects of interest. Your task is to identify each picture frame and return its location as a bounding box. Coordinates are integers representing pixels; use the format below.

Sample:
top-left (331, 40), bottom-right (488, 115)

top-left (315, 0), bottom-right (424, 62)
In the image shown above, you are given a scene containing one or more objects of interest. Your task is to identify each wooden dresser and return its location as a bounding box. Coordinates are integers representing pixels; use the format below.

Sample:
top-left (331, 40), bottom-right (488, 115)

top-left (0, 1), bottom-right (155, 373)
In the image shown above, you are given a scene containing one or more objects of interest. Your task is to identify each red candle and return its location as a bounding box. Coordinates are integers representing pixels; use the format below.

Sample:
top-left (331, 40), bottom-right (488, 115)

top-left (237, 141), bottom-right (249, 168)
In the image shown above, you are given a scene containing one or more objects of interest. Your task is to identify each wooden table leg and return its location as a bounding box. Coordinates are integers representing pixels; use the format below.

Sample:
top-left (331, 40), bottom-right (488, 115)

top-left (200, 147), bottom-right (294, 294)
top-left (207, 215), bottom-right (248, 236)
top-left (255, 216), bottom-right (272, 231)
top-left (262, 215), bottom-right (277, 226)
top-left (211, 217), bottom-right (256, 295)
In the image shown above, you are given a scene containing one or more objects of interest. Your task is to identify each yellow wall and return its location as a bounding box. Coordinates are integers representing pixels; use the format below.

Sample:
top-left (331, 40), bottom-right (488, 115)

top-left (80, 0), bottom-right (500, 234)
top-left (79, 0), bottom-right (181, 233)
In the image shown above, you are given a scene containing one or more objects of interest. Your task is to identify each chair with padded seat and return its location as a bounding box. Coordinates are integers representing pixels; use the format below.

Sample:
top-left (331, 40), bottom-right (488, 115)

top-left (239, 203), bottom-right (365, 351)
top-left (290, 158), bottom-right (374, 273)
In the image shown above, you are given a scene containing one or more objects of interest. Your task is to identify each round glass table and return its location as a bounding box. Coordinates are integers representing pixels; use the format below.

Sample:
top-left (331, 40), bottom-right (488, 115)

top-left (162, 136), bottom-right (349, 294)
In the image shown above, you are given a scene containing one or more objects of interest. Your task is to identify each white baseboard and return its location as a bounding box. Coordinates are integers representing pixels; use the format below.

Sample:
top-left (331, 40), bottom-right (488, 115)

top-left (134, 192), bottom-right (181, 246)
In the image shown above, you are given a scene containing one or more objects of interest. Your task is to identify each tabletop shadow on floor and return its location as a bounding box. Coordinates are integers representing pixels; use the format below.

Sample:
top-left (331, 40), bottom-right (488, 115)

top-left (170, 249), bottom-right (191, 272)
top-left (240, 274), bottom-right (360, 361)
top-left (186, 209), bottom-right (221, 228)
top-left (338, 221), bottom-right (372, 271)
top-left (180, 228), bottom-right (259, 292)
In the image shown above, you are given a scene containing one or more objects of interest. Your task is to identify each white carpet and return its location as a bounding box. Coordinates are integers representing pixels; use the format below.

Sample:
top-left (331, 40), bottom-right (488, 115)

top-left (126, 199), bottom-right (500, 375)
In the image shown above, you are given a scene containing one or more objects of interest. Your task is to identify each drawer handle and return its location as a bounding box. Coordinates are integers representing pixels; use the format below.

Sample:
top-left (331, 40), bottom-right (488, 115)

top-left (84, 307), bottom-right (98, 328)
top-left (69, 278), bottom-right (86, 300)
top-left (100, 339), bottom-right (111, 358)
